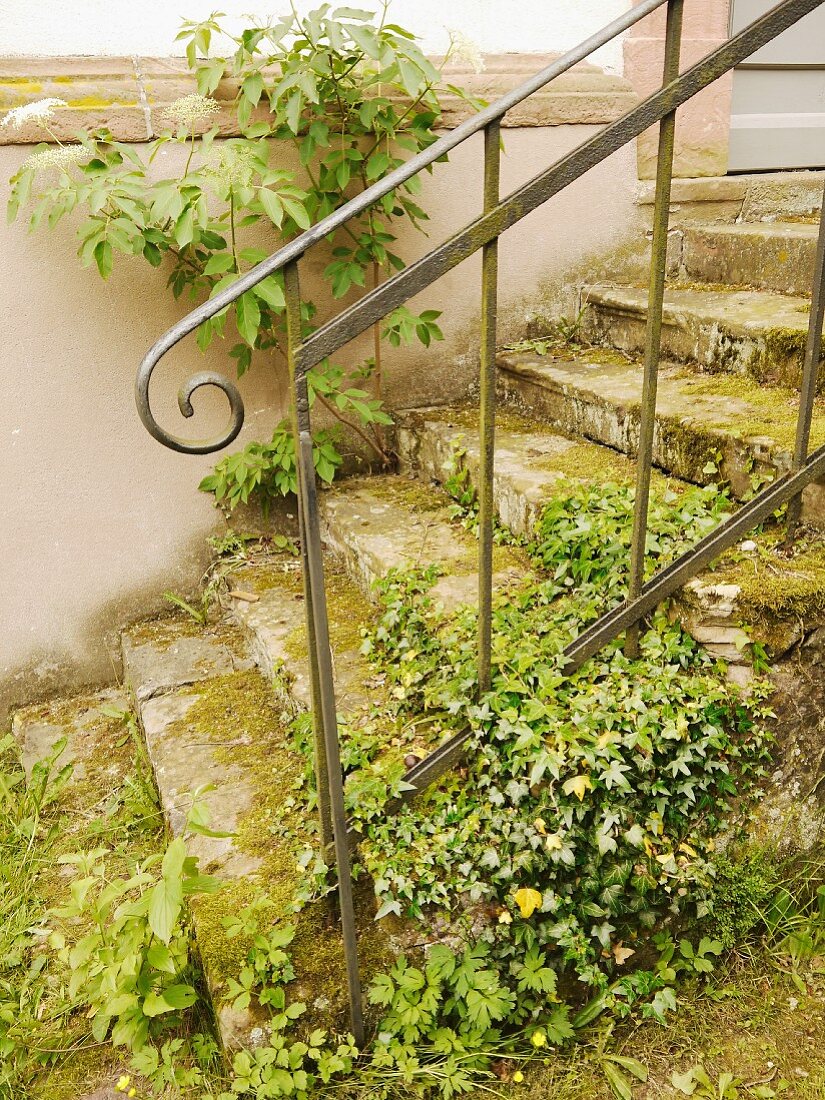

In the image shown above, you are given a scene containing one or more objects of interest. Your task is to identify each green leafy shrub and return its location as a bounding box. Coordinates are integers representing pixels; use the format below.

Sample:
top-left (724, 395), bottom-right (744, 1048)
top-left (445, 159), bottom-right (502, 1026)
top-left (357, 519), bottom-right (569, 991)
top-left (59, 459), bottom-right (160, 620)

top-left (349, 479), bottom-right (773, 990)
top-left (7, 8), bottom-right (478, 512)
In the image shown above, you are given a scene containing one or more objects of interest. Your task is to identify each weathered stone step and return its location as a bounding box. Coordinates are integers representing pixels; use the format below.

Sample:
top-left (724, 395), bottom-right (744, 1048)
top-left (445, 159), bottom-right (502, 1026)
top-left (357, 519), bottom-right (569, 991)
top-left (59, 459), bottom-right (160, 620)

top-left (396, 399), bottom-right (825, 677)
top-left (496, 349), bottom-right (825, 524)
top-left (120, 611), bottom-right (378, 1049)
top-left (318, 474), bottom-right (530, 608)
top-left (681, 221), bottom-right (819, 297)
top-left (580, 283), bottom-right (815, 389)
top-left (396, 404), bottom-right (646, 538)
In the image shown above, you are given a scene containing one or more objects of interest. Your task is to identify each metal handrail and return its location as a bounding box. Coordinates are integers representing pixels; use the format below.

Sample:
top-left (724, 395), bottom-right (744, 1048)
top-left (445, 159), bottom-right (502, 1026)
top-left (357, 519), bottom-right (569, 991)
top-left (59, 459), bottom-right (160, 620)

top-left (135, 0), bottom-right (670, 451)
top-left (134, 0), bottom-right (825, 1044)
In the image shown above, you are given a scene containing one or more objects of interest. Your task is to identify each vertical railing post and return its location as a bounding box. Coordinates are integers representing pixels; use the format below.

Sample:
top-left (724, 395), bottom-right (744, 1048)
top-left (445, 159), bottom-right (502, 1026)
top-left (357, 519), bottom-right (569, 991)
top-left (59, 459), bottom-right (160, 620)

top-left (478, 120), bottom-right (501, 696)
top-left (284, 263), bottom-right (334, 857)
top-left (786, 183), bottom-right (825, 538)
top-left (625, 0), bottom-right (684, 657)
top-left (284, 260), bottom-right (364, 1046)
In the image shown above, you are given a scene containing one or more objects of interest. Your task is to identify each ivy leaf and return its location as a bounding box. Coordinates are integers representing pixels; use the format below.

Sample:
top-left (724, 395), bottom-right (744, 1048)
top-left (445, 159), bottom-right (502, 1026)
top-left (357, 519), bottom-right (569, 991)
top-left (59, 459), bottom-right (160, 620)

top-left (562, 774), bottom-right (592, 802)
top-left (513, 888), bottom-right (543, 919)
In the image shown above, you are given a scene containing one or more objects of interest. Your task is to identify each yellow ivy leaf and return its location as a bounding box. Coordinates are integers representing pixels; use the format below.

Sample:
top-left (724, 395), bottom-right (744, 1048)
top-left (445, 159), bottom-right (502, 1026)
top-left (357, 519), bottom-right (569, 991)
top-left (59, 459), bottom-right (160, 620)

top-left (544, 832), bottom-right (564, 851)
top-left (514, 888), bottom-right (543, 919)
top-left (562, 774), bottom-right (592, 802)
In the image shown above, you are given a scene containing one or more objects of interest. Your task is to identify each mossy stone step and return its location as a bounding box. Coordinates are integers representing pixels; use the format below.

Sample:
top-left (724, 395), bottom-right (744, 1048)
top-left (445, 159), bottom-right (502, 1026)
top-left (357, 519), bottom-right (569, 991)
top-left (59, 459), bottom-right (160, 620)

top-left (224, 554), bottom-right (375, 715)
top-left (396, 404), bottom-right (646, 538)
top-left (120, 614), bottom-right (374, 1050)
top-left (318, 474), bottom-right (530, 609)
top-left (681, 221), bottom-right (820, 297)
top-left (496, 350), bottom-right (825, 525)
top-left (397, 400), bottom-right (825, 677)
top-left (580, 283), bottom-right (816, 389)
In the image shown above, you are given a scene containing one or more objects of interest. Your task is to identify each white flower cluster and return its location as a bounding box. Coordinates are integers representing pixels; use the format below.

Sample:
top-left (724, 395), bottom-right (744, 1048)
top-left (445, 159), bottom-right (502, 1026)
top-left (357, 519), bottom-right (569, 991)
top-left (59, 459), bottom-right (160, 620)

top-left (446, 29), bottom-right (485, 74)
top-left (23, 144), bottom-right (90, 175)
top-left (162, 94), bottom-right (221, 130)
top-left (1, 97), bottom-right (68, 131)
top-left (206, 144), bottom-right (257, 189)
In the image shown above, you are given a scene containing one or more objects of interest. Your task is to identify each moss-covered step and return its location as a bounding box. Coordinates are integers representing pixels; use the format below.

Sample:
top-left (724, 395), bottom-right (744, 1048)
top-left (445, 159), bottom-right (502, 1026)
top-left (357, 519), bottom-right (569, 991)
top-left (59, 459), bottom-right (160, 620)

top-left (496, 350), bottom-right (825, 524)
top-left (396, 403), bottom-right (650, 538)
top-left (579, 283), bottom-right (818, 389)
top-left (317, 474), bottom-right (530, 608)
top-left (120, 613), bottom-right (382, 1050)
top-left (681, 221), bottom-right (820, 297)
top-left (223, 553), bottom-right (375, 716)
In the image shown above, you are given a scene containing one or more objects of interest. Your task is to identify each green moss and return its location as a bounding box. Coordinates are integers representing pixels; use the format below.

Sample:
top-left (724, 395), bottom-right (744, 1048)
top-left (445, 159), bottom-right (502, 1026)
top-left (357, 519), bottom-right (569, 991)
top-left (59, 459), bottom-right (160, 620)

top-left (674, 372), bottom-right (825, 451)
top-left (757, 328), bottom-right (825, 388)
top-left (716, 539), bottom-right (825, 622)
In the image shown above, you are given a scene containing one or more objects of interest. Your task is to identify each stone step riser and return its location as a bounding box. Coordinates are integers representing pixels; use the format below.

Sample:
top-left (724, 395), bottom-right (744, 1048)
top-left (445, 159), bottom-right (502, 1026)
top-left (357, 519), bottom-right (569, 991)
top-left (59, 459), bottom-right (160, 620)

top-left (681, 224), bottom-right (819, 297)
top-left (495, 357), bottom-right (825, 526)
top-left (580, 288), bottom-right (815, 391)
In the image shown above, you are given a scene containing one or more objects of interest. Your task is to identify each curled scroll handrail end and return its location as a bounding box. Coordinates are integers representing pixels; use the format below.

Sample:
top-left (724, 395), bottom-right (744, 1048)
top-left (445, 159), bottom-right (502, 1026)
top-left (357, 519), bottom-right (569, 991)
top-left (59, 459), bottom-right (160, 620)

top-left (135, 343), bottom-right (245, 456)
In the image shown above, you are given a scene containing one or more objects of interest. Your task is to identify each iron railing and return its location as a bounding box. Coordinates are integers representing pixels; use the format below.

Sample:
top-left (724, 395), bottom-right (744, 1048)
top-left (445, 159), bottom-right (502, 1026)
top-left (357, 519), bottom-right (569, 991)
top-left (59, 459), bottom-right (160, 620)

top-left (135, 0), bottom-right (825, 1042)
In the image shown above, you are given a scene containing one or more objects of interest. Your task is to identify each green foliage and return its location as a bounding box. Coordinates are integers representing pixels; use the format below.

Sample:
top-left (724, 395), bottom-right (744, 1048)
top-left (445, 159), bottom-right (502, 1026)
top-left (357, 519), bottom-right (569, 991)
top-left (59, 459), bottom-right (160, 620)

top-left (346, 479), bottom-right (773, 996)
top-left (49, 829), bottom-right (218, 1051)
top-left (8, 6), bottom-right (474, 512)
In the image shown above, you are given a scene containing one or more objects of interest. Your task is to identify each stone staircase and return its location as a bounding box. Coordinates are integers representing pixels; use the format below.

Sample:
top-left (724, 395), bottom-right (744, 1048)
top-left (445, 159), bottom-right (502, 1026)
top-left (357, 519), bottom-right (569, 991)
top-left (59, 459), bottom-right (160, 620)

top-left (11, 197), bottom-right (825, 1063)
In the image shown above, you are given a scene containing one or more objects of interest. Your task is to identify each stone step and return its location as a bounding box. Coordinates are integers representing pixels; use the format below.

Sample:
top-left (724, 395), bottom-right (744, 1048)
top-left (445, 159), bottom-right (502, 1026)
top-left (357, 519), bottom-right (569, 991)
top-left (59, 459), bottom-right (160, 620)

top-left (396, 403), bottom-right (647, 539)
top-left (681, 221), bottom-right (819, 297)
top-left (580, 283), bottom-right (815, 389)
top-left (317, 474), bottom-right (530, 608)
top-left (120, 610), bottom-right (380, 1049)
top-left (495, 348), bottom-right (825, 524)
top-left (396, 399), bottom-right (825, 678)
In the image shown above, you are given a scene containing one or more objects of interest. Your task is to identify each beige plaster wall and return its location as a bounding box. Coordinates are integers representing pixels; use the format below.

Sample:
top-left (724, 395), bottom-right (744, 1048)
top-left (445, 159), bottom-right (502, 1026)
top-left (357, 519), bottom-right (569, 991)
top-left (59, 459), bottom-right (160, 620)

top-left (0, 128), bottom-right (640, 720)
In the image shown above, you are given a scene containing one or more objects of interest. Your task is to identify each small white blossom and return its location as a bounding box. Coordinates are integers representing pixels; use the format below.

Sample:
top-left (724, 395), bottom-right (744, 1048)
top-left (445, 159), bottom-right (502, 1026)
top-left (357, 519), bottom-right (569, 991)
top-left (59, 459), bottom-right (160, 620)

top-left (446, 29), bottom-right (485, 74)
top-left (23, 144), bottom-right (90, 175)
top-left (1, 97), bottom-right (67, 130)
top-left (162, 94), bottom-right (221, 130)
top-left (206, 143), bottom-right (257, 189)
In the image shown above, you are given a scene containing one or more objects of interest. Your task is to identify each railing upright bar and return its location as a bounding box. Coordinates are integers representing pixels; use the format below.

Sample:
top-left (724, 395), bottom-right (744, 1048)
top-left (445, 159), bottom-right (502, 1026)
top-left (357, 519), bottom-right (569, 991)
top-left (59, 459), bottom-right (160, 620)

top-left (285, 262), bottom-right (334, 856)
top-left (477, 121), bottom-right (501, 696)
top-left (786, 183), bottom-right (825, 537)
top-left (285, 261), bottom-right (364, 1044)
top-left (625, 0), bottom-right (684, 657)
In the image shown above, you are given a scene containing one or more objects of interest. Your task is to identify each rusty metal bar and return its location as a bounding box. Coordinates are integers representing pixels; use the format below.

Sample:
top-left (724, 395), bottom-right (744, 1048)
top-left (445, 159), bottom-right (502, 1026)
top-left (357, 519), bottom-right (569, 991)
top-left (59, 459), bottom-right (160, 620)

top-left (786, 183), bottom-right (825, 536)
top-left (395, 440), bottom-right (825, 804)
top-left (285, 261), bottom-right (363, 1044)
top-left (625, 0), bottom-right (684, 658)
top-left (284, 262), bottom-right (334, 856)
top-left (477, 120), bottom-right (501, 696)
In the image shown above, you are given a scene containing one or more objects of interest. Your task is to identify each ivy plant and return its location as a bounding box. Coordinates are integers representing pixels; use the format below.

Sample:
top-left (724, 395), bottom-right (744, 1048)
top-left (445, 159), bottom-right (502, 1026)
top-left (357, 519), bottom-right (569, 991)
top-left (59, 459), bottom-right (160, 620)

top-left (6, 6), bottom-right (478, 511)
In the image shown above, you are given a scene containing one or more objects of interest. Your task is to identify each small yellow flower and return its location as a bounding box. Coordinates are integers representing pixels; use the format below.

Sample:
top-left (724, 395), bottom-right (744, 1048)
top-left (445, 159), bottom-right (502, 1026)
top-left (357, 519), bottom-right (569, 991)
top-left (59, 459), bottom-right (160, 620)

top-left (128, 1091), bottom-right (137, 1098)
top-left (531, 1029), bottom-right (547, 1048)
top-left (513, 1070), bottom-right (525, 1083)
top-left (116, 1077), bottom-right (130, 1093)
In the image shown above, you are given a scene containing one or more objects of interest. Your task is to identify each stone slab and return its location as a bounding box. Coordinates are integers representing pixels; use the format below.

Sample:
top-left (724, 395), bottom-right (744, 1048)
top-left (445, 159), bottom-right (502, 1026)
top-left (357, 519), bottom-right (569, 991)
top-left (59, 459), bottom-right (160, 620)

top-left (581, 283), bottom-right (814, 389)
top-left (682, 221), bottom-right (819, 296)
top-left (397, 408), bottom-right (584, 537)
top-left (496, 351), bottom-right (825, 524)
top-left (12, 686), bottom-right (131, 782)
top-left (122, 626), bottom-right (248, 702)
top-left (318, 476), bottom-right (526, 610)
